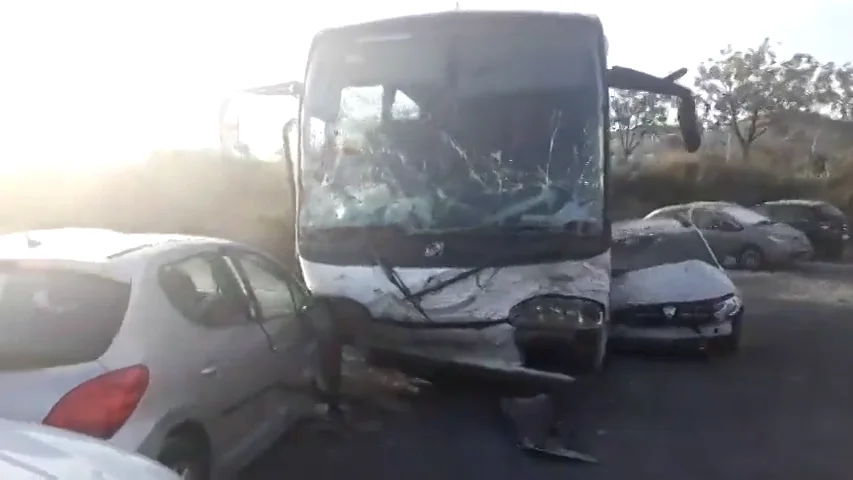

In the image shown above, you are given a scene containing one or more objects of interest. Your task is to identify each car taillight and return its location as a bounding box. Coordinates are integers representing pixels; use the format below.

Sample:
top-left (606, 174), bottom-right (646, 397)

top-left (42, 365), bottom-right (149, 439)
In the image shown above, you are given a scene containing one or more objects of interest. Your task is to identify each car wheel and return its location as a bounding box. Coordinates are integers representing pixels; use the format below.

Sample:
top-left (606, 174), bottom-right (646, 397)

top-left (157, 435), bottom-right (211, 480)
top-left (737, 245), bottom-right (764, 270)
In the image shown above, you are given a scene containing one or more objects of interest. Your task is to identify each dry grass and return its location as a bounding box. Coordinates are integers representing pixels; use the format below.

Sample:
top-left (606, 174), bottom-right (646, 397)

top-left (1, 149), bottom-right (850, 263)
top-left (0, 151), bottom-right (295, 261)
top-left (612, 151), bottom-right (853, 220)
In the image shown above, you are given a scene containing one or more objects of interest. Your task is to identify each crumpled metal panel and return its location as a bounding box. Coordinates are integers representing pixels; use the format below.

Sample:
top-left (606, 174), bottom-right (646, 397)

top-left (611, 259), bottom-right (735, 307)
top-left (302, 253), bottom-right (609, 367)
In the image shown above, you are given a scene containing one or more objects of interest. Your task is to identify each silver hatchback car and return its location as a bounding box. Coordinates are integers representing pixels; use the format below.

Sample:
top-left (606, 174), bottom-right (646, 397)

top-left (644, 201), bottom-right (814, 269)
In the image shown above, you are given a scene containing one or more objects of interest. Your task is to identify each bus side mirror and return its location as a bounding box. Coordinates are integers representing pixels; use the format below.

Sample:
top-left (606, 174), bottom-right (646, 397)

top-left (246, 81), bottom-right (304, 98)
top-left (219, 81), bottom-right (304, 160)
top-left (676, 95), bottom-right (701, 153)
top-left (607, 66), bottom-right (702, 153)
top-left (282, 119), bottom-right (298, 165)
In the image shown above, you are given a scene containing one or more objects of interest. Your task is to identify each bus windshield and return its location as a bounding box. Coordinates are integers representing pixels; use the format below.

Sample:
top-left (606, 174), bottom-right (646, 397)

top-left (298, 22), bottom-right (605, 235)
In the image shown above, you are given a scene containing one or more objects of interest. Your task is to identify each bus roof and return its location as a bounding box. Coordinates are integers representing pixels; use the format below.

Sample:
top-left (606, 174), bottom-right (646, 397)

top-left (314, 10), bottom-right (604, 45)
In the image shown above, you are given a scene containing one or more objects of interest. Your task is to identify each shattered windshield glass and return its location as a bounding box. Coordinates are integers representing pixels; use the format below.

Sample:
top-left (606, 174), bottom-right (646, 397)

top-left (298, 26), bottom-right (604, 234)
top-left (612, 221), bottom-right (720, 274)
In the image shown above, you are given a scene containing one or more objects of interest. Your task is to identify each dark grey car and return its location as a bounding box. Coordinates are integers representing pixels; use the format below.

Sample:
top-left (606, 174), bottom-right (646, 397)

top-left (753, 199), bottom-right (849, 261)
top-left (644, 201), bottom-right (814, 270)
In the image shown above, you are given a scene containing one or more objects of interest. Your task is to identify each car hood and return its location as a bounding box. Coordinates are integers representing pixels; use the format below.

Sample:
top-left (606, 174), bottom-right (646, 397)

top-left (0, 419), bottom-right (178, 479)
top-left (611, 260), bottom-right (736, 308)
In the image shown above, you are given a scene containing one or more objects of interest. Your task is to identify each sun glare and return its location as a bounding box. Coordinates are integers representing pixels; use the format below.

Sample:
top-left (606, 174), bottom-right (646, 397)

top-left (0, 0), bottom-right (841, 172)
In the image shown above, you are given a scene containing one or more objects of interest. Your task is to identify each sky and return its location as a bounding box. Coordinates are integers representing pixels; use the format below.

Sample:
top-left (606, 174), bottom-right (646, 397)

top-left (1, 0), bottom-right (852, 171)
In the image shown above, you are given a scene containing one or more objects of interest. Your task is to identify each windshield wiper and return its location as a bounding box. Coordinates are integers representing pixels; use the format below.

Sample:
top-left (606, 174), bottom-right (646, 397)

top-left (405, 267), bottom-right (486, 302)
top-left (373, 252), bottom-right (434, 322)
top-left (361, 236), bottom-right (505, 330)
top-left (455, 219), bottom-right (603, 235)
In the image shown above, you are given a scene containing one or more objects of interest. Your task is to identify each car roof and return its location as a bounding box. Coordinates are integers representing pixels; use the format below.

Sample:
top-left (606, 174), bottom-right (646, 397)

top-left (758, 199), bottom-right (826, 207)
top-left (0, 228), bottom-right (232, 265)
top-left (647, 201), bottom-right (740, 216)
top-left (680, 201), bottom-right (741, 210)
top-left (613, 218), bottom-right (691, 241)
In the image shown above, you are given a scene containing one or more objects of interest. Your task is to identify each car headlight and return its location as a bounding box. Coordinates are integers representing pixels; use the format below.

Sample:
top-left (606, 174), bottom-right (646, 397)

top-left (713, 294), bottom-right (743, 320)
top-left (768, 235), bottom-right (785, 244)
top-left (509, 297), bottom-right (604, 330)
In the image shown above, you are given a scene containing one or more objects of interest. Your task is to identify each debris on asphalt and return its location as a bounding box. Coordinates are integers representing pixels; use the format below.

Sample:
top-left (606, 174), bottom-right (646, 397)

top-left (500, 394), bottom-right (599, 464)
top-left (519, 438), bottom-right (599, 464)
top-left (298, 343), bottom-right (599, 465)
top-left (291, 347), bottom-right (428, 441)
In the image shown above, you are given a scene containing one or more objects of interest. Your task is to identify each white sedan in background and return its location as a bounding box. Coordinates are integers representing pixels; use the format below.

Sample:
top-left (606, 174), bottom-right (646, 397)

top-left (0, 228), bottom-right (321, 479)
top-left (0, 417), bottom-right (179, 479)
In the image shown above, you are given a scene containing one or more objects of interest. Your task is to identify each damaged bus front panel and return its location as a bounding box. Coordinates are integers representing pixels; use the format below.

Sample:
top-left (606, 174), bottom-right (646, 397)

top-left (294, 12), bottom-right (610, 376)
top-left (222, 11), bottom-right (702, 380)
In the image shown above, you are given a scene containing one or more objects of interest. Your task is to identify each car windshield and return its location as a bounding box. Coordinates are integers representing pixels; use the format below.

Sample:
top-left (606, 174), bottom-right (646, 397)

top-left (298, 23), bottom-right (604, 234)
top-left (720, 205), bottom-right (773, 225)
top-left (612, 222), bottom-right (720, 274)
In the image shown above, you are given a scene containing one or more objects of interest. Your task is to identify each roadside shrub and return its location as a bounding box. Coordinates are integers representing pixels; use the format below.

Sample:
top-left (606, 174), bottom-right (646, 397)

top-left (610, 152), bottom-right (845, 219)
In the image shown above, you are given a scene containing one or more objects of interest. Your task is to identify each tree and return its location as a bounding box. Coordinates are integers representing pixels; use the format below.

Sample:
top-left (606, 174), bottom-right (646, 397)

top-left (828, 63), bottom-right (853, 120)
top-left (609, 91), bottom-right (669, 163)
top-left (776, 53), bottom-right (829, 112)
top-left (694, 39), bottom-right (784, 162)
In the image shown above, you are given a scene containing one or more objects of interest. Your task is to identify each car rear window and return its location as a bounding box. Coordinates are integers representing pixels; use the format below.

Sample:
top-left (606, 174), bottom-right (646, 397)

top-left (763, 204), bottom-right (813, 222)
top-left (0, 263), bottom-right (131, 369)
top-left (817, 203), bottom-right (845, 219)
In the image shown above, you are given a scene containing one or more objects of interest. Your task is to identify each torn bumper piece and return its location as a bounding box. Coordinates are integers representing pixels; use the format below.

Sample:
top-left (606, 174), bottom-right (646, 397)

top-left (367, 345), bottom-right (575, 392)
top-left (361, 321), bottom-right (578, 389)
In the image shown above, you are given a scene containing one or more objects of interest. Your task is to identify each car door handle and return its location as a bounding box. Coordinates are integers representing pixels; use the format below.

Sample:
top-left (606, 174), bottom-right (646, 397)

top-left (201, 366), bottom-right (218, 376)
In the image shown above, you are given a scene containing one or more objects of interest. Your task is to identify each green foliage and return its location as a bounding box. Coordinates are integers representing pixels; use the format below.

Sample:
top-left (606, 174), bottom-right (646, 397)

top-left (609, 91), bottom-right (669, 162)
top-left (827, 63), bottom-right (853, 120)
top-left (693, 39), bottom-right (781, 160)
top-left (690, 37), bottom-right (853, 172)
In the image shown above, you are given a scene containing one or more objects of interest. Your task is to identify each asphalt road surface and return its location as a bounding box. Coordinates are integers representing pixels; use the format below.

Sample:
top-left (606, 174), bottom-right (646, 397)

top-left (242, 263), bottom-right (853, 480)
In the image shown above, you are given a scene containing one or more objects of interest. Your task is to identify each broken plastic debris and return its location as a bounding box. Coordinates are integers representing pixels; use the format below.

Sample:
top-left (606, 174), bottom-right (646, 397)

top-left (519, 438), bottom-right (599, 464)
top-left (501, 394), bottom-right (598, 464)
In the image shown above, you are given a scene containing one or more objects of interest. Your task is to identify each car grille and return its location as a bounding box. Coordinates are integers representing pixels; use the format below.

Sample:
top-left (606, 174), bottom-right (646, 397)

top-left (613, 297), bottom-right (724, 328)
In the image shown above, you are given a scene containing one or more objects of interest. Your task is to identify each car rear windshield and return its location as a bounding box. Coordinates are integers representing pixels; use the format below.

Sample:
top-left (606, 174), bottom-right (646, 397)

top-left (818, 203), bottom-right (845, 219)
top-left (0, 263), bottom-right (131, 369)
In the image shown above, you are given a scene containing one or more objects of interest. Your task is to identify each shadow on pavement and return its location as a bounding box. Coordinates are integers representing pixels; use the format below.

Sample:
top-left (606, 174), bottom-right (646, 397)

top-left (243, 269), bottom-right (853, 480)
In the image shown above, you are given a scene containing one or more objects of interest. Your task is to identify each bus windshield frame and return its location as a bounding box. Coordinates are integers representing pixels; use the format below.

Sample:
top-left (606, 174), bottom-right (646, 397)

top-left (294, 13), bottom-right (612, 268)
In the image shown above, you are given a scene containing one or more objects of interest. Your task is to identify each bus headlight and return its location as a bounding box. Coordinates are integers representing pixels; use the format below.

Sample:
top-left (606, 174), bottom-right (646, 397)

top-left (713, 294), bottom-right (743, 320)
top-left (509, 297), bottom-right (604, 331)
